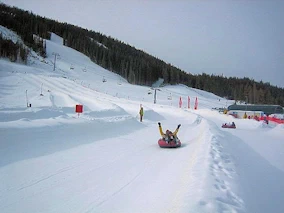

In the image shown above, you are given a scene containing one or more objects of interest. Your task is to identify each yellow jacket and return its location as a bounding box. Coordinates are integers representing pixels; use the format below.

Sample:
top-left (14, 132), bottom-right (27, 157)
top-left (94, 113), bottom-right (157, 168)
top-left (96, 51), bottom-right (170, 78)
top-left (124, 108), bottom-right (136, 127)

top-left (159, 125), bottom-right (179, 138)
top-left (139, 107), bottom-right (144, 116)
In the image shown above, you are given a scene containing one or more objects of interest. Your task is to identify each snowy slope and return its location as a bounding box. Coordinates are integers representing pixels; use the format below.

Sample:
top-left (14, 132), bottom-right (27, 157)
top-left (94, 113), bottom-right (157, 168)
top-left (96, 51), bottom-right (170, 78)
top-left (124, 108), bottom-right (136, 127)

top-left (1, 26), bottom-right (284, 213)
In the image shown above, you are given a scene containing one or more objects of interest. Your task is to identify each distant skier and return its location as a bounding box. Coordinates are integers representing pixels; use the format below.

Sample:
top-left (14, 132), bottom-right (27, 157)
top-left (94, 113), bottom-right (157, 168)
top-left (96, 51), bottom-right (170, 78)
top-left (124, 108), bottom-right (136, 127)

top-left (158, 122), bottom-right (181, 143)
top-left (139, 105), bottom-right (144, 122)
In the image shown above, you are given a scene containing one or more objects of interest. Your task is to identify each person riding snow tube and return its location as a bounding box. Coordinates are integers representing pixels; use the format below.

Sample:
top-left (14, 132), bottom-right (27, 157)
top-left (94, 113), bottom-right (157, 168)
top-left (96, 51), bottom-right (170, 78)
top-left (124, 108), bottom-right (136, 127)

top-left (158, 122), bottom-right (181, 147)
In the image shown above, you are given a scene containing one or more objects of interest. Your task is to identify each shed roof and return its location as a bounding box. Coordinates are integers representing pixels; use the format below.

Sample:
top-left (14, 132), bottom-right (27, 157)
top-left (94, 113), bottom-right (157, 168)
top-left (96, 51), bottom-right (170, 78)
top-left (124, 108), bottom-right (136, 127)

top-left (228, 104), bottom-right (283, 115)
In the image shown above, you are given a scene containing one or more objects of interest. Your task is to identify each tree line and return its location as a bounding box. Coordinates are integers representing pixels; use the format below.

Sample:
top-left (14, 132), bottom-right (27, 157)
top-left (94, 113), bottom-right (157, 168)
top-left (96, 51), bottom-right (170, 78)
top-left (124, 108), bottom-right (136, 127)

top-left (0, 3), bottom-right (283, 106)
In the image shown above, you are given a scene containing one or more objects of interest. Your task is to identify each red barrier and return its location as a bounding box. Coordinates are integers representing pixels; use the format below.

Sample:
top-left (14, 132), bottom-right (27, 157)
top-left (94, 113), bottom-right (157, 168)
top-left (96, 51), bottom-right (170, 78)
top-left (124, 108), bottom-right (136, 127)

top-left (269, 117), bottom-right (284, 124)
top-left (259, 116), bottom-right (284, 124)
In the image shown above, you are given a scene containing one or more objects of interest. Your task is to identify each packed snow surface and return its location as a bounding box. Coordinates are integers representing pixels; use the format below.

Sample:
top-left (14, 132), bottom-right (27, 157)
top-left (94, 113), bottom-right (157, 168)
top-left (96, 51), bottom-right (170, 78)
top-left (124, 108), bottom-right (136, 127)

top-left (1, 28), bottom-right (284, 213)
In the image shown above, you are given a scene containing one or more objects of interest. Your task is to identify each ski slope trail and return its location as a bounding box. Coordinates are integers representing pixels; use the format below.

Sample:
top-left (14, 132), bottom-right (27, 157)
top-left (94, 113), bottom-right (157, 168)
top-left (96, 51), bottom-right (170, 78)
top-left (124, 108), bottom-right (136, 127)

top-left (0, 107), bottom-right (244, 213)
top-left (0, 60), bottom-right (244, 212)
top-left (198, 109), bottom-right (284, 213)
top-left (2, 28), bottom-right (283, 213)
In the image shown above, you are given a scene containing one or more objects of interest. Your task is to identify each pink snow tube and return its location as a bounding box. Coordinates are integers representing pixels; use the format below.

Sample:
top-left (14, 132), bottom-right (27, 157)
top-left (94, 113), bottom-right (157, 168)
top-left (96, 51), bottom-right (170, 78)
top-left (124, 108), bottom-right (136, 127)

top-left (158, 138), bottom-right (181, 148)
top-left (221, 124), bottom-right (236, 129)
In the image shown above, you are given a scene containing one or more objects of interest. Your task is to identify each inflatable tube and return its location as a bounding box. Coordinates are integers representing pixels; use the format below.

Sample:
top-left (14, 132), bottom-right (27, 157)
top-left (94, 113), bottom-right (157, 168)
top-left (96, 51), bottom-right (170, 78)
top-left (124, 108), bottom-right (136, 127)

top-left (158, 138), bottom-right (181, 148)
top-left (222, 124), bottom-right (236, 129)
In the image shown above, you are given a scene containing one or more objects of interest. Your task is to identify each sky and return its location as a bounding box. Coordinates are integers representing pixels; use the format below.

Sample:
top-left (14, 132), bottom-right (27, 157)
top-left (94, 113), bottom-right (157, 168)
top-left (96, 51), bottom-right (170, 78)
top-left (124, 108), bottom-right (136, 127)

top-left (1, 0), bottom-right (284, 88)
top-left (1, 26), bottom-right (284, 213)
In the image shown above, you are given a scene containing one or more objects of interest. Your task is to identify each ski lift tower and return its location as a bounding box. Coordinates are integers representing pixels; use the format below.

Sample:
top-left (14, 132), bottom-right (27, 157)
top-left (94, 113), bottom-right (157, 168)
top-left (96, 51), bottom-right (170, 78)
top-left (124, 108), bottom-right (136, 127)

top-left (153, 88), bottom-right (161, 104)
top-left (154, 89), bottom-right (157, 104)
top-left (52, 52), bottom-right (60, 71)
top-left (152, 78), bottom-right (164, 104)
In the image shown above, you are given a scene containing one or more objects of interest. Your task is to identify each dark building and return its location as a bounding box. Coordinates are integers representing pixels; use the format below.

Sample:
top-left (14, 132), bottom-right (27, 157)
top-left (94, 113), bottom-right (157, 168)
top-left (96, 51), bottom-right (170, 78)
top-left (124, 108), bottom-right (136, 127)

top-left (228, 104), bottom-right (283, 115)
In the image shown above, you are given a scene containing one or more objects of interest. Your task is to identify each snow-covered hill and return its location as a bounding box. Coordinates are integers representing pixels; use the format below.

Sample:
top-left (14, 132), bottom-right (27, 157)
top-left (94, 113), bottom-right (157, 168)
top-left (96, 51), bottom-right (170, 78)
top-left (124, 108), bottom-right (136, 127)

top-left (1, 26), bottom-right (284, 213)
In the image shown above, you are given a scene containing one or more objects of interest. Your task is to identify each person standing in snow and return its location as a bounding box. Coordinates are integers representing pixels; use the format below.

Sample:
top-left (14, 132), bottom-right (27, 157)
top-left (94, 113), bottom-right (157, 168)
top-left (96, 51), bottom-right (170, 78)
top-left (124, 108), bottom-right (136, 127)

top-left (158, 122), bottom-right (181, 143)
top-left (139, 105), bottom-right (144, 122)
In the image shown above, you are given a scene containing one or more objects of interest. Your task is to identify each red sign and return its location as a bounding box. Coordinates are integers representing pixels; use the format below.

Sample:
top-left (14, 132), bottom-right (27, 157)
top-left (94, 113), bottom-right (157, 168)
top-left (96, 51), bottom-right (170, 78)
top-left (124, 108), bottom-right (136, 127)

top-left (75, 105), bottom-right (83, 113)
